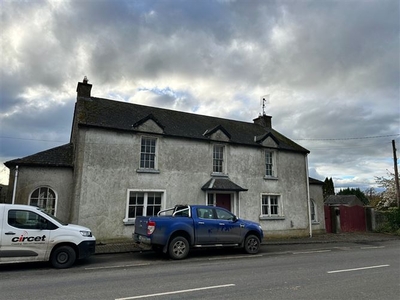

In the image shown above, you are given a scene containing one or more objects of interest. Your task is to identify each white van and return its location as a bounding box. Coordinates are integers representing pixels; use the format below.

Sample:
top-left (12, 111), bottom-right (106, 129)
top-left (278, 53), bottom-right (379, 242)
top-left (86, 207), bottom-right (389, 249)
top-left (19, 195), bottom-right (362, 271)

top-left (0, 204), bottom-right (96, 268)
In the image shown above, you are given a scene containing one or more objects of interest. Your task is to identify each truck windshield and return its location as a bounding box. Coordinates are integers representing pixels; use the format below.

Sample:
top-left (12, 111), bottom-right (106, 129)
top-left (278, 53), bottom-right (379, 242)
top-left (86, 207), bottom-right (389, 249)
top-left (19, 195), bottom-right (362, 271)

top-left (40, 209), bottom-right (68, 226)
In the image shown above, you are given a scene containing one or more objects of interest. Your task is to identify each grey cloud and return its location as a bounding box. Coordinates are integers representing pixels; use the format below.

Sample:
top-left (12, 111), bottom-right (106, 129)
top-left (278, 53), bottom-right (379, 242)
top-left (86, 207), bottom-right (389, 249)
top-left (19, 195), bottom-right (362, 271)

top-left (0, 72), bottom-right (25, 111)
top-left (0, 100), bottom-right (74, 157)
top-left (263, 1), bottom-right (399, 91)
top-left (0, 0), bottom-right (399, 188)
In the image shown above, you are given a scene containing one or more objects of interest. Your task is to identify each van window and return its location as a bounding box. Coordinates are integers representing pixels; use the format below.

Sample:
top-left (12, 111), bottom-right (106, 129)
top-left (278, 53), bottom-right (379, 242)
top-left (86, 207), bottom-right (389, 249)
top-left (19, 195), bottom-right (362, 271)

top-left (8, 210), bottom-right (57, 230)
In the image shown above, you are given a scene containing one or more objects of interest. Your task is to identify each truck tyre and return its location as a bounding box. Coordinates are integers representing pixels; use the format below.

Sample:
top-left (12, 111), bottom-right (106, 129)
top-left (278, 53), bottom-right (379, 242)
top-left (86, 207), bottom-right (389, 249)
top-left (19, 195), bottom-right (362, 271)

top-left (50, 245), bottom-right (77, 269)
top-left (244, 235), bottom-right (260, 254)
top-left (168, 236), bottom-right (189, 260)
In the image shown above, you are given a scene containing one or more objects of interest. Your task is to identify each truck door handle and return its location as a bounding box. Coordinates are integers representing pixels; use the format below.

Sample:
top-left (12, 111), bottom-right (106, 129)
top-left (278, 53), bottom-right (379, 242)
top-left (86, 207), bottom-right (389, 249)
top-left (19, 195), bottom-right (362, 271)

top-left (219, 223), bottom-right (225, 226)
top-left (198, 222), bottom-right (205, 225)
top-left (5, 232), bottom-right (16, 235)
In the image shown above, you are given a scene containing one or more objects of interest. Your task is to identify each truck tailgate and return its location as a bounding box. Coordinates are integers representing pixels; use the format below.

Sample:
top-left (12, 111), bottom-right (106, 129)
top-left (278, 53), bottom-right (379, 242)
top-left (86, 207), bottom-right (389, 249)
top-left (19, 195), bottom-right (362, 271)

top-left (134, 217), bottom-right (150, 235)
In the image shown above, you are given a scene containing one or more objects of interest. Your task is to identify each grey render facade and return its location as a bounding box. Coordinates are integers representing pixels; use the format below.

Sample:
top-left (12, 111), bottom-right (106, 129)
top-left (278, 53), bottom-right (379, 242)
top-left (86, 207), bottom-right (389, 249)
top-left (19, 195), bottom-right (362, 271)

top-left (5, 80), bottom-right (325, 242)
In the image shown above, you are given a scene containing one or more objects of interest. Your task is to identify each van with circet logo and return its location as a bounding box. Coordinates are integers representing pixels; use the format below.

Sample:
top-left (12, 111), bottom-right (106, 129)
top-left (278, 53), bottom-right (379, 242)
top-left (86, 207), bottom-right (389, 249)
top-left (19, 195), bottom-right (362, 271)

top-left (0, 204), bottom-right (96, 268)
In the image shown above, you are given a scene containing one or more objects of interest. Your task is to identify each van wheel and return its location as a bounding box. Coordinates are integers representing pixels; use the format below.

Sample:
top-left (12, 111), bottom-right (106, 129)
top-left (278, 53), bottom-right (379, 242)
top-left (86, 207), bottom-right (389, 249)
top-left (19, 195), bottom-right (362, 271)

top-left (168, 236), bottom-right (189, 260)
top-left (50, 245), bottom-right (76, 269)
top-left (244, 235), bottom-right (260, 254)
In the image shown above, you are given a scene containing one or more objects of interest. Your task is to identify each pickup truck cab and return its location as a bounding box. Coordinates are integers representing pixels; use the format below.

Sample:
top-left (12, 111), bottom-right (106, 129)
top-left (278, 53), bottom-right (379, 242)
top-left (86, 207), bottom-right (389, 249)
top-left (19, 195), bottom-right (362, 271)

top-left (133, 205), bottom-right (263, 259)
top-left (0, 204), bottom-right (96, 268)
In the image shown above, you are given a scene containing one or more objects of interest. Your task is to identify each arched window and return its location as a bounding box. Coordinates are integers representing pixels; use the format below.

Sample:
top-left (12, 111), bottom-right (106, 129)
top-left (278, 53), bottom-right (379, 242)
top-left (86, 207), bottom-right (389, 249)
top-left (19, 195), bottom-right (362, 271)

top-left (30, 187), bottom-right (57, 215)
top-left (310, 199), bottom-right (317, 223)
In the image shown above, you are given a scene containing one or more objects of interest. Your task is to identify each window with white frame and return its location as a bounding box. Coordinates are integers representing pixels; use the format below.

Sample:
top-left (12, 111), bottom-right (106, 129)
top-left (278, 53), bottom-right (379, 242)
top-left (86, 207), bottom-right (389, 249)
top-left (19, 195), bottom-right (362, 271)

top-left (213, 145), bottom-right (224, 173)
top-left (265, 151), bottom-right (273, 176)
top-left (126, 191), bottom-right (164, 221)
top-left (265, 150), bottom-right (277, 178)
top-left (310, 199), bottom-right (317, 223)
top-left (140, 137), bottom-right (157, 169)
top-left (261, 195), bottom-right (282, 217)
top-left (29, 187), bottom-right (57, 215)
top-left (207, 193), bottom-right (215, 206)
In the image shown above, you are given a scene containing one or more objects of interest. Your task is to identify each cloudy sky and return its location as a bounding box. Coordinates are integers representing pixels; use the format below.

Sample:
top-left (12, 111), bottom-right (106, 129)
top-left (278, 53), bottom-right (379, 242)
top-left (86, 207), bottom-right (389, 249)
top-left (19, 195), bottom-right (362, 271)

top-left (1, 0), bottom-right (399, 191)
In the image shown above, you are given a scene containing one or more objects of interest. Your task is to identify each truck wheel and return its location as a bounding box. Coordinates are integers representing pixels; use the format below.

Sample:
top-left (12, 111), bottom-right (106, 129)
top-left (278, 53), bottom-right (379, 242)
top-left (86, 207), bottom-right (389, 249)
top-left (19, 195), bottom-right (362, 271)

top-left (244, 235), bottom-right (260, 254)
top-left (50, 245), bottom-right (77, 269)
top-left (168, 236), bottom-right (189, 260)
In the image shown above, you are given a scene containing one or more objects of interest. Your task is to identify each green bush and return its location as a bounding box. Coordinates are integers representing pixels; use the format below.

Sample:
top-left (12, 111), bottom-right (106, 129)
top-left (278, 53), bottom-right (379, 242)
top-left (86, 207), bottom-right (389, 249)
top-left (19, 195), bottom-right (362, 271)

top-left (386, 208), bottom-right (400, 231)
top-left (376, 208), bottom-right (400, 234)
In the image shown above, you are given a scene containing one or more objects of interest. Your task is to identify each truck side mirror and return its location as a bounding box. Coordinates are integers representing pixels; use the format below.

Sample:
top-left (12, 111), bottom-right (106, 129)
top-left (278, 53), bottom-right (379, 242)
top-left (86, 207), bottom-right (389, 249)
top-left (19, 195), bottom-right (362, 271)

top-left (232, 216), bottom-right (238, 222)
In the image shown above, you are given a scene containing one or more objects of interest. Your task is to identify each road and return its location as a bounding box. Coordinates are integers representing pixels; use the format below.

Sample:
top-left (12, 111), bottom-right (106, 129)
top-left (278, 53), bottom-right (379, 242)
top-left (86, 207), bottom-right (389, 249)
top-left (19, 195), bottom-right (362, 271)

top-left (1, 240), bottom-right (399, 300)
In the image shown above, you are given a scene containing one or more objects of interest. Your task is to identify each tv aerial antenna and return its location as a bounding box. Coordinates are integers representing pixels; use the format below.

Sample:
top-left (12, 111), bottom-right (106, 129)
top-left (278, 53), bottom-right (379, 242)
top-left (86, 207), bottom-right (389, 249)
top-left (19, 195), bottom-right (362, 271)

top-left (260, 95), bottom-right (270, 116)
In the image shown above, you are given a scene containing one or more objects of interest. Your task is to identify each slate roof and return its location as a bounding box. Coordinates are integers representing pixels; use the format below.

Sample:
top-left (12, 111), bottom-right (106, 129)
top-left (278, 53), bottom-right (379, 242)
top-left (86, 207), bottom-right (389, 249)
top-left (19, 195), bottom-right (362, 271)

top-left (201, 178), bottom-right (248, 191)
top-left (5, 94), bottom-right (309, 168)
top-left (5, 143), bottom-right (73, 168)
top-left (74, 96), bottom-right (309, 153)
top-left (324, 195), bottom-right (364, 206)
top-left (309, 177), bottom-right (324, 185)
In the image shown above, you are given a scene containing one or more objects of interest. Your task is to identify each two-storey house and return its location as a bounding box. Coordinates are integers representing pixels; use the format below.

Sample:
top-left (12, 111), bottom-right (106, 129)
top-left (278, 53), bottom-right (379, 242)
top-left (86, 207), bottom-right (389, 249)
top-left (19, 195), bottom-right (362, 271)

top-left (5, 79), bottom-right (325, 242)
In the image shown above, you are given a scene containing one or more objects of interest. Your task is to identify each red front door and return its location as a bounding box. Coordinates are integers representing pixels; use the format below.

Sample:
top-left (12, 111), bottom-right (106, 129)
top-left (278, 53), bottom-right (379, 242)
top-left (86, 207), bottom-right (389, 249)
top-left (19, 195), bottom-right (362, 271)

top-left (216, 194), bottom-right (231, 211)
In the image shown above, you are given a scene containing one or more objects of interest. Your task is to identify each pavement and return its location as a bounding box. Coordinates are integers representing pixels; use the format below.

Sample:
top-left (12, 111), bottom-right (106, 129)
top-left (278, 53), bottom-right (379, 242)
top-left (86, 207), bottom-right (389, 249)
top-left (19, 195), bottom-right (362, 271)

top-left (95, 232), bottom-right (399, 254)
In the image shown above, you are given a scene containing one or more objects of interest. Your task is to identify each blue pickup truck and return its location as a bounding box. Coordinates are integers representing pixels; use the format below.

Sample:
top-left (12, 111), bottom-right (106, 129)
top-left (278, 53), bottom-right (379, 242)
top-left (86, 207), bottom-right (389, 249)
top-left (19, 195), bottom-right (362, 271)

top-left (133, 205), bottom-right (263, 259)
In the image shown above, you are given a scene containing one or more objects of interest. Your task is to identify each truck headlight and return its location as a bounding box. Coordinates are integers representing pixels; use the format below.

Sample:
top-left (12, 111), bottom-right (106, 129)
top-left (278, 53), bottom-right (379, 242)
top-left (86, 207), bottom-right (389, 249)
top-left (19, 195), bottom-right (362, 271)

top-left (80, 230), bottom-right (92, 237)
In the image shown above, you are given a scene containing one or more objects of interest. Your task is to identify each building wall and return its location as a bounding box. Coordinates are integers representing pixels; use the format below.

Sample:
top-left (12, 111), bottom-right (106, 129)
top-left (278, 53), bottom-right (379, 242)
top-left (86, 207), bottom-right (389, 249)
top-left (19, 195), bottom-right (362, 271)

top-left (309, 183), bottom-right (326, 234)
top-left (229, 145), bottom-right (309, 237)
top-left (73, 127), bottom-right (310, 241)
top-left (7, 166), bottom-right (73, 222)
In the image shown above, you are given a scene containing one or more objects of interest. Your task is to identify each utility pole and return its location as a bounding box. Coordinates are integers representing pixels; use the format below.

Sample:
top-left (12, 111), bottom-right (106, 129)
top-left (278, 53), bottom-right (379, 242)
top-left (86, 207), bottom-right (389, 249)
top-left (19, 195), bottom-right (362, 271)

top-left (392, 140), bottom-right (400, 207)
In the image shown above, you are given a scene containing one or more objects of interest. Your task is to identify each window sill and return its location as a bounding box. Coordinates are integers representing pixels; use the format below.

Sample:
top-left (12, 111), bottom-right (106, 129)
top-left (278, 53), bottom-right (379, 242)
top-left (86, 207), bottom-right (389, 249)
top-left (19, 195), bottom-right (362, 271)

top-left (312, 221), bottom-right (320, 225)
top-left (123, 219), bottom-right (135, 226)
top-left (210, 172), bottom-right (228, 178)
top-left (259, 216), bottom-right (285, 220)
top-left (263, 176), bottom-right (278, 180)
top-left (136, 169), bottom-right (160, 174)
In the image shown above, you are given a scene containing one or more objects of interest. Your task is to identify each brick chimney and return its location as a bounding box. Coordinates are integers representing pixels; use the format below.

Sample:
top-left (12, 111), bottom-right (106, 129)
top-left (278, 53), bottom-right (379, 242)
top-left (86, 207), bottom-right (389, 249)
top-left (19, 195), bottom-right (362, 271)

top-left (76, 76), bottom-right (92, 98)
top-left (253, 114), bottom-right (272, 129)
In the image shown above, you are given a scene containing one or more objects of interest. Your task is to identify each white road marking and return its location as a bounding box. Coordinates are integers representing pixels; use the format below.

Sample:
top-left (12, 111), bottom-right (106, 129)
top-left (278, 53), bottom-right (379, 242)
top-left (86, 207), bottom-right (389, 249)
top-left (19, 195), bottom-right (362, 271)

top-left (115, 283), bottom-right (236, 300)
top-left (293, 250), bottom-right (331, 254)
top-left (333, 246), bottom-right (352, 251)
top-left (360, 246), bottom-right (385, 250)
top-left (327, 264), bottom-right (390, 274)
top-left (85, 263), bottom-right (150, 270)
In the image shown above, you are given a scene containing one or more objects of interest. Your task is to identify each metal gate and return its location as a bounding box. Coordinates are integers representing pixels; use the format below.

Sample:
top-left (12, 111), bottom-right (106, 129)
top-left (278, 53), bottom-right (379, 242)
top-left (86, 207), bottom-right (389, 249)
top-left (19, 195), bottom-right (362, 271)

top-left (324, 205), bottom-right (366, 233)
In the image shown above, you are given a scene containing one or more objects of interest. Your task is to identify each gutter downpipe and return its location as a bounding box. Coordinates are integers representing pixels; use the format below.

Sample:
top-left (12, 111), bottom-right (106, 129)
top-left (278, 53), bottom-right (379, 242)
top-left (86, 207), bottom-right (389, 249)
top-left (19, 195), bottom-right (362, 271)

top-left (305, 155), bottom-right (312, 238)
top-left (11, 165), bottom-right (19, 205)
